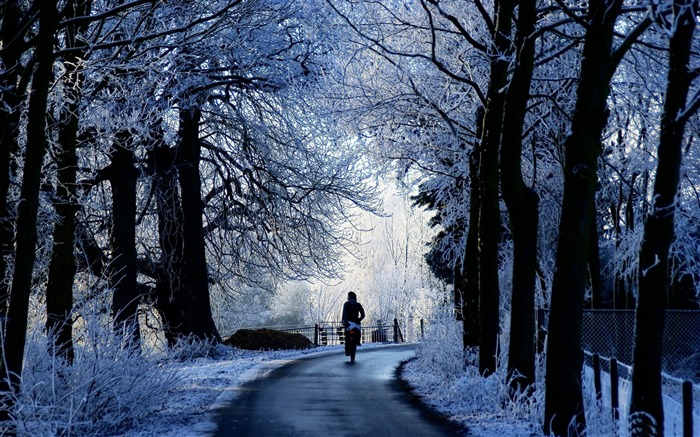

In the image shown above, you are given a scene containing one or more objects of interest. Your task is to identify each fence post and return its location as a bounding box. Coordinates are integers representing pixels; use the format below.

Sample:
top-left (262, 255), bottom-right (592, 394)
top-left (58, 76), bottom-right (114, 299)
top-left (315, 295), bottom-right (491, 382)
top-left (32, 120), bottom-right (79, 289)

top-left (683, 380), bottom-right (693, 437)
top-left (610, 358), bottom-right (619, 422)
top-left (314, 324), bottom-right (319, 347)
top-left (393, 318), bottom-right (398, 343)
top-left (420, 318), bottom-right (424, 339)
top-left (592, 353), bottom-right (602, 402)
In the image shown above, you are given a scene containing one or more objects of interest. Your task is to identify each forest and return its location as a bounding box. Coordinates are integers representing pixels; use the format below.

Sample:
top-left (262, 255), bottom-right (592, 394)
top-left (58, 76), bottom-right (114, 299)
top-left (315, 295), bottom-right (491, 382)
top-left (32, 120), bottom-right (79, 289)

top-left (1, 0), bottom-right (699, 436)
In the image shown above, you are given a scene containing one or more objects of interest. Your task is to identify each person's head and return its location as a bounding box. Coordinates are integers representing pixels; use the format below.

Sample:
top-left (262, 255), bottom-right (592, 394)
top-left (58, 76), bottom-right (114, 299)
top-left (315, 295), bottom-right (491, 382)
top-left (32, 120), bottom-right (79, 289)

top-left (348, 291), bottom-right (357, 300)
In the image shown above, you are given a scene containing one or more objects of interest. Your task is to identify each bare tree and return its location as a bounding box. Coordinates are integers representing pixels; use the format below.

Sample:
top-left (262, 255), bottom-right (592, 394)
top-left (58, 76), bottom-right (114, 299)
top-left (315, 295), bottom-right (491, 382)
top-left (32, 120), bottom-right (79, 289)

top-left (630, 1), bottom-right (700, 434)
top-left (544, 1), bottom-right (651, 434)
top-left (501, 0), bottom-right (538, 391)
top-left (0, 0), bottom-right (59, 405)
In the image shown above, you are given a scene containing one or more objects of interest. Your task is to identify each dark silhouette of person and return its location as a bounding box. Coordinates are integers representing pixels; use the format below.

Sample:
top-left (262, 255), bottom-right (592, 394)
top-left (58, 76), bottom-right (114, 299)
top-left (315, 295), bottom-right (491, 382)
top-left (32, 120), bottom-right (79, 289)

top-left (341, 292), bottom-right (365, 344)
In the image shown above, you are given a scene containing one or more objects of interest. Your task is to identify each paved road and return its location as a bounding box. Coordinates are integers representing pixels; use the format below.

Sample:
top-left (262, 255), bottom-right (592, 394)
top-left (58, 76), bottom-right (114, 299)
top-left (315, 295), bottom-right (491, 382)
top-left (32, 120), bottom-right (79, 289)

top-left (214, 343), bottom-right (463, 437)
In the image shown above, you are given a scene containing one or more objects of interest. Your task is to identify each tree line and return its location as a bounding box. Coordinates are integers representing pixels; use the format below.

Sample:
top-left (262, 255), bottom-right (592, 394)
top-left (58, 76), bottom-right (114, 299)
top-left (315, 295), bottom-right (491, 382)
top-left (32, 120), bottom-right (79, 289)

top-left (326, 0), bottom-right (700, 435)
top-left (2, 1), bottom-right (700, 435)
top-left (0, 0), bottom-right (377, 417)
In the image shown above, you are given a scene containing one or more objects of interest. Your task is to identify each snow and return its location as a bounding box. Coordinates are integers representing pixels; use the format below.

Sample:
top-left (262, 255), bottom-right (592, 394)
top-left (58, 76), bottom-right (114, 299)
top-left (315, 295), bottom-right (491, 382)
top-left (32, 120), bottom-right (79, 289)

top-left (117, 338), bottom-right (696, 437)
top-left (119, 342), bottom-right (538, 437)
top-left (120, 344), bottom-right (383, 437)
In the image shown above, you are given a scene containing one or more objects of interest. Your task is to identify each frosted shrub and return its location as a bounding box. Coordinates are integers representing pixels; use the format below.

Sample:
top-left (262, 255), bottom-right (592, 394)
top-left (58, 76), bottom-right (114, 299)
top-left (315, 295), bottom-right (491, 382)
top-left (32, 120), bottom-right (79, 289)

top-left (411, 309), bottom-right (467, 387)
top-left (2, 324), bottom-right (181, 436)
top-left (403, 303), bottom-right (545, 435)
top-left (167, 335), bottom-right (221, 361)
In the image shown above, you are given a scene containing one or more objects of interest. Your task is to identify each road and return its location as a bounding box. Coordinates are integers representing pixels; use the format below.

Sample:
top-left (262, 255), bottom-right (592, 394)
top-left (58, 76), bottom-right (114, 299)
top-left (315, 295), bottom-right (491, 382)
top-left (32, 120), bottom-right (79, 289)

top-left (213, 343), bottom-right (464, 437)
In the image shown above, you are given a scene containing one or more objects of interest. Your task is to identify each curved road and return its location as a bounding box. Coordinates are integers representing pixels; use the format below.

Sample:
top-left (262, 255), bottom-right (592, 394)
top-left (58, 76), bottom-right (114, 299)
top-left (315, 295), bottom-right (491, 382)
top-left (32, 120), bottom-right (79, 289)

top-left (214, 343), bottom-right (463, 437)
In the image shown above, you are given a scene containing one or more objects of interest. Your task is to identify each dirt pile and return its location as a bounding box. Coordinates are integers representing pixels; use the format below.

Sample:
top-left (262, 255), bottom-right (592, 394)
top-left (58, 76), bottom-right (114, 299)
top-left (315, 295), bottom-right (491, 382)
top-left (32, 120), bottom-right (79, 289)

top-left (224, 328), bottom-right (314, 351)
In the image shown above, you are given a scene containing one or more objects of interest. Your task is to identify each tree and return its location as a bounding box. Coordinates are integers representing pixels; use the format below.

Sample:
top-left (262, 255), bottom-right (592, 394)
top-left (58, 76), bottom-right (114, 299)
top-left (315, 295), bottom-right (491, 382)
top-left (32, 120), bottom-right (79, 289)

top-left (0, 0), bottom-right (33, 321)
top-left (501, 0), bottom-right (538, 391)
top-left (630, 1), bottom-right (700, 434)
top-left (473, 0), bottom-right (515, 376)
top-left (0, 0), bottom-right (59, 401)
top-left (176, 105), bottom-right (220, 341)
top-left (544, 1), bottom-right (651, 434)
top-left (46, 0), bottom-right (92, 362)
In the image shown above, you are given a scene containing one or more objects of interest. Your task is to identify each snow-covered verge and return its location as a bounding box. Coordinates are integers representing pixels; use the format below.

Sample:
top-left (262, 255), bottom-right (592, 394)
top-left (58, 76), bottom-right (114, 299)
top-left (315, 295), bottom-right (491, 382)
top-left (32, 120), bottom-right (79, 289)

top-left (399, 315), bottom-right (545, 437)
top-left (5, 317), bottom-right (696, 436)
top-left (399, 314), bottom-right (700, 437)
top-left (118, 345), bottom-right (346, 437)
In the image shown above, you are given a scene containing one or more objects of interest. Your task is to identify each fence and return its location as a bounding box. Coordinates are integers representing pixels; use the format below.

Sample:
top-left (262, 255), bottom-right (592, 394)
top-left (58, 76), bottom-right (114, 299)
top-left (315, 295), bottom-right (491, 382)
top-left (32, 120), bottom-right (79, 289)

top-left (272, 318), bottom-right (410, 347)
top-left (583, 351), bottom-right (700, 436)
top-left (579, 310), bottom-right (700, 379)
top-left (537, 309), bottom-right (700, 436)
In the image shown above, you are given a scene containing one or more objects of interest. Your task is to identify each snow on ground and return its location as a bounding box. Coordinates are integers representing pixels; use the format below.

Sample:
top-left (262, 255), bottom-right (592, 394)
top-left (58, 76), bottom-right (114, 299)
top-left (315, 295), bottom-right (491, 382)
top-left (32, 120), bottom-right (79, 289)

top-left (116, 337), bottom-right (697, 437)
top-left (119, 318), bottom-right (700, 437)
top-left (120, 342), bottom-right (537, 437)
top-left (120, 344), bottom-right (388, 437)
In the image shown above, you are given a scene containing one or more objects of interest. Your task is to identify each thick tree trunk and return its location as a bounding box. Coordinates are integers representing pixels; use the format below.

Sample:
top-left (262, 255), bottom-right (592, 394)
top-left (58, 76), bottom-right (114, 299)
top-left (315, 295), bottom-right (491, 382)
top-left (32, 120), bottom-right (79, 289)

top-left (630, 2), bottom-right (696, 434)
top-left (0, 0), bottom-right (27, 320)
top-left (477, 0), bottom-right (514, 376)
top-left (544, 0), bottom-right (623, 434)
top-left (46, 0), bottom-right (92, 364)
top-left (0, 0), bottom-right (58, 400)
top-left (149, 144), bottom-right (190, 346)
top-left (177, 107), bottom-right (221, 341)
top-left (109, 137), bottom-right (141, 345)
top-left (501, 0), bottom-right (537, 391)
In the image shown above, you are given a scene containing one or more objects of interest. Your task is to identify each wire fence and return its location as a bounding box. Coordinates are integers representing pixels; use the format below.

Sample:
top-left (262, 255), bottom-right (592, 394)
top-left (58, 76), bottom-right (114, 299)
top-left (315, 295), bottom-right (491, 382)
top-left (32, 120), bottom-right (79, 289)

top-left (579, 310), bottom-right (700, 380)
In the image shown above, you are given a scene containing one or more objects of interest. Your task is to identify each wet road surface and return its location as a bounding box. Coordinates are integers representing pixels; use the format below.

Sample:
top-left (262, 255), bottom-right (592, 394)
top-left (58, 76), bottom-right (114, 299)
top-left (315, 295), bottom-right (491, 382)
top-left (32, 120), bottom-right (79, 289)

top-left (214, 343), bottom-right (463, 437)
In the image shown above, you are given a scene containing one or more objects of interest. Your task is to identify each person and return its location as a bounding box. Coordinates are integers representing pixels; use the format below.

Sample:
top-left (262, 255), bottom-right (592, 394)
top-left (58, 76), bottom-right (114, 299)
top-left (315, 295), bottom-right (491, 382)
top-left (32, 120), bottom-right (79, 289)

top-left (341, 292), bottom-right (365, 344)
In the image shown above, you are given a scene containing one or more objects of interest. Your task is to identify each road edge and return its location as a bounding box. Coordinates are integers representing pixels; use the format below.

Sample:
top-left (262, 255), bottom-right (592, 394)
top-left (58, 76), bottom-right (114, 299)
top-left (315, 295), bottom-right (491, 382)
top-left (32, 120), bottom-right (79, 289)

top-left (395, 357), bottom-right (470, 436)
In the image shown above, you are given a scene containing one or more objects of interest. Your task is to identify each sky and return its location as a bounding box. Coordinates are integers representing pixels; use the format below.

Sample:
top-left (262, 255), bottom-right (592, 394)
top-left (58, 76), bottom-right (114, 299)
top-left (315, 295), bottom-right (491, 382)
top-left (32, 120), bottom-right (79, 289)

top-left (118, 337), bottom-right (698, 437)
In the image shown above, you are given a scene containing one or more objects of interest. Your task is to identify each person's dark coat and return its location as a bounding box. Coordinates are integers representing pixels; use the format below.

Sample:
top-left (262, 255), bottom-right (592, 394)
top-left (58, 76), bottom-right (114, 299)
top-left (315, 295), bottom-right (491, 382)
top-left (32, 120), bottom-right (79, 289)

top-left (342, 297), bottom-right (365, 326)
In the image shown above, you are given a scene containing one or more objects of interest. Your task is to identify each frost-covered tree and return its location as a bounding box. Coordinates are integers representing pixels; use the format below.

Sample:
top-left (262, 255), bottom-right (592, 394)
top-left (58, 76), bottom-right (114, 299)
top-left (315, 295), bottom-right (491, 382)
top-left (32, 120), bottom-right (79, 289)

top-left (630, 1), bottom-right (700, 434)
top-left (0, 0), bottom-right (60, 410)
top-left (544, 1), bottom-right (652, 434)
top-left (0, 0), bottom-right (380, 407)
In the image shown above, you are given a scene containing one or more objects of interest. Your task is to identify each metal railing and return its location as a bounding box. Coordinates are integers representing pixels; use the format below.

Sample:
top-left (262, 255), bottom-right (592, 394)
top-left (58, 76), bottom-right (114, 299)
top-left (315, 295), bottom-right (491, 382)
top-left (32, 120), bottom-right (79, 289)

top-left (272, 319), bottom-right (406, 347)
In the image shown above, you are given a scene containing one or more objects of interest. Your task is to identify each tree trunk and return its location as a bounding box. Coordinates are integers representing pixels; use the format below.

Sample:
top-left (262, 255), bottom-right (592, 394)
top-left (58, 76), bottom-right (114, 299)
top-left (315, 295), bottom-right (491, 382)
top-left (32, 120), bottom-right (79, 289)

top-left (477, 0), bottom-right (514, 377)
top-left (463, 121), bottom-right (483, 349)
top-left (109, 136), bottom-right (141, 346)
top-left (474, 0), bottom-right (514, 375)
top-left (0, 0), bottom-right (28, 321)
top-left (501, 0), bottom-right (537, 391)
top-left (588, 213), bottom-right (603, 308)
top-left (0, 0), bottom-right (58, 400)
top-left (544, 0), bottom-right (623, 434)
top-left (630, 2), bottom-right (696, 434)
top-left (46, 0), bottom-right (91, 364)
top-left (149, 144), bottom-right (190, 346)
top-left (177, 107), bottom-right (221, 341)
